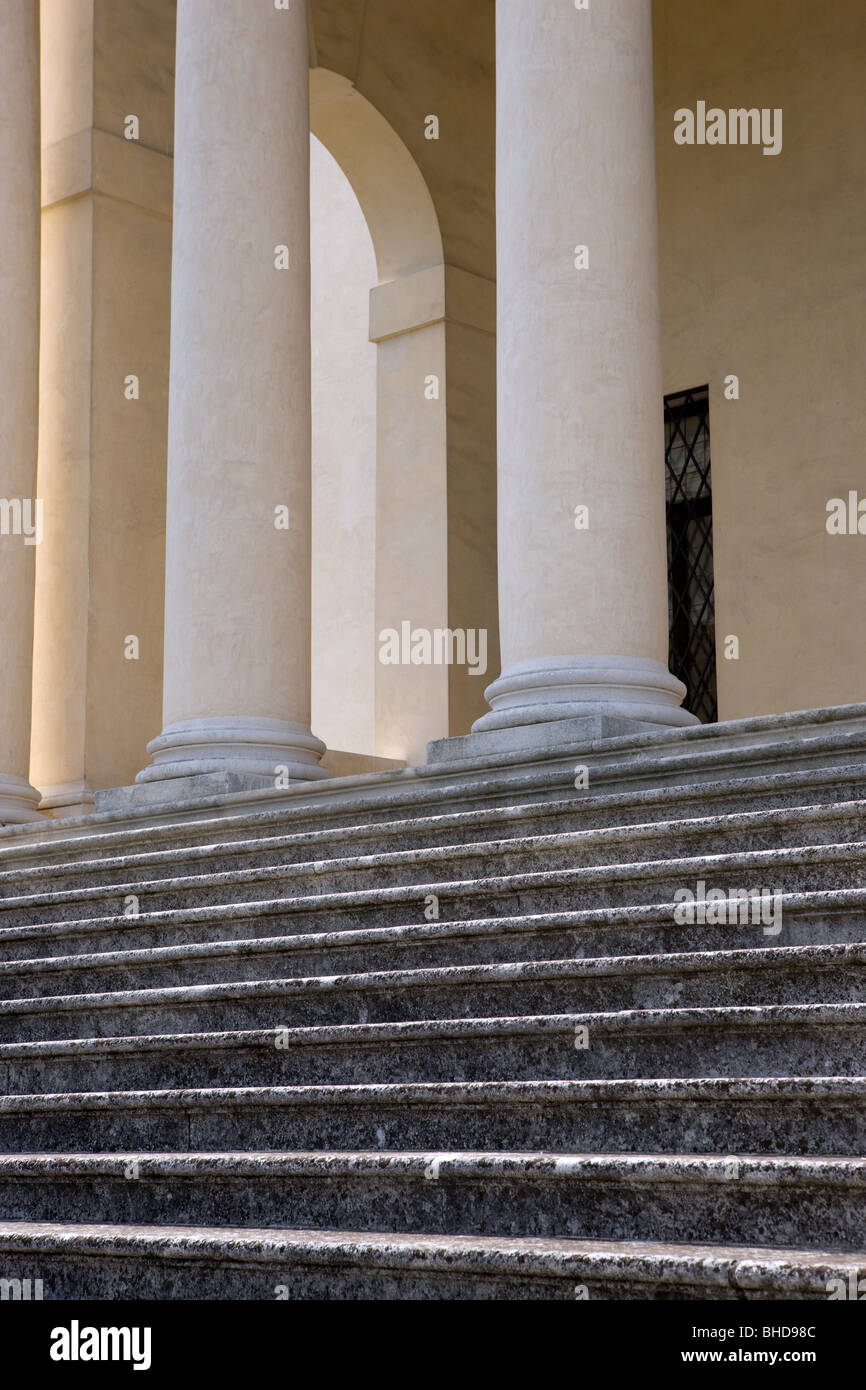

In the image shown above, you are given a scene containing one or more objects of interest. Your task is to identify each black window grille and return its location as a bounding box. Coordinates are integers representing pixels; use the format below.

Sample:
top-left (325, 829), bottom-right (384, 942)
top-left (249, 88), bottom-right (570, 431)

top-left (665, 386), bottom-right (717, 724)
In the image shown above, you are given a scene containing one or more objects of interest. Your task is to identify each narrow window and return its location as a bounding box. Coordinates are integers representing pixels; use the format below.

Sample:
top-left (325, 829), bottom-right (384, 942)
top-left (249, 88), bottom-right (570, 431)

top-left (665, 387), bottom-right (717, 723)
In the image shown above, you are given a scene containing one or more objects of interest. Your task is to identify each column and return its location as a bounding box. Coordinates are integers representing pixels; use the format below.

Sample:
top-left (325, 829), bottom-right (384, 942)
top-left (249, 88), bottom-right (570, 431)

top-left (0, 1), bottom-right (43, 824)
top-left (475, 0), bottom-right (697, 739)
top-left (138, 0), bottom-right (329, 788)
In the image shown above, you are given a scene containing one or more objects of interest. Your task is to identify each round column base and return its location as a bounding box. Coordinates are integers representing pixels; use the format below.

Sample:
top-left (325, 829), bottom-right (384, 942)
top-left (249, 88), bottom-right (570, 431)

top-left (472, 655), bottom-right (700, 734)
top-left (0, 772), bottom-right (45, 825)
top-left (136, 716), bottom-right (331, 785)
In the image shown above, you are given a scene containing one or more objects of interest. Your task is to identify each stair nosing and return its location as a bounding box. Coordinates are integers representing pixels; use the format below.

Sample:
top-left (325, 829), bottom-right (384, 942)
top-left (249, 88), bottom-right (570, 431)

top-left (1, 1000), bottom-right (865, 1060)
top-left (0, 1220), bottom-right (863, 1291)
top-left (1, 1075), bottom-right (865, 1112)
top-left (3, 1149), bottom-right (866, 1187)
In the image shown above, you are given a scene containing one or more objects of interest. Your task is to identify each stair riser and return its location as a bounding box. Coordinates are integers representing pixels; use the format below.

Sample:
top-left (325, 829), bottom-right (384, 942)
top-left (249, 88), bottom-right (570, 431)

top-left (0, 908), bottom-right (862, 971)
top-left (3, 1025), bottom-right (864, 1092)
top-left (1, 1175), bottom-right (861, 1251)
top-left (0, 1248), bottom-right (811, 1300)
top-left (4, 814), bottom-right (862, 897)
top-left (0, 856), bottom-right (861, 927)
top-left (0, 1096), bottom-right (862, 1155)
top-left (2, 963), bottom-right (864, 1041)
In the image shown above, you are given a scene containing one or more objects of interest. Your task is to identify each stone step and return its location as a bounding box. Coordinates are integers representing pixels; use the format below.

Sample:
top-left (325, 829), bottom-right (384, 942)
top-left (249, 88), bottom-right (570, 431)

top-left (2, 744), bottom-right (864, 875)
top-left (0, 718), bottom-right (863, 1303)
top-left (2, 894), bottom-right (864, 994)
top-left (0, 839), bottom-right (862, 930)
top-left (0, 1219), bottom-right (860, 1299)
top-left (0, 1077), bottom-right (863, 1155)
top-left (0, 887), bottom-right (862, 968)
top-left (2, 1152), bottom-right (864, 1253)
top-left (1, 942), bottom-right (863, 1042)
top-left (1, 1004), bottom-right (864, 1093)
top-left (5, 711), bottom-right (866, 872)
top-left (1, 795), bottom-right (863, 896)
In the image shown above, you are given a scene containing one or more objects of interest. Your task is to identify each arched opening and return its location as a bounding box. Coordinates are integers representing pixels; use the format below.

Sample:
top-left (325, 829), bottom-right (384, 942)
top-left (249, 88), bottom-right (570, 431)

top-left (310, 68), bottom-right (443, 283)
top-left (310, 68), bottom-right (452, 767)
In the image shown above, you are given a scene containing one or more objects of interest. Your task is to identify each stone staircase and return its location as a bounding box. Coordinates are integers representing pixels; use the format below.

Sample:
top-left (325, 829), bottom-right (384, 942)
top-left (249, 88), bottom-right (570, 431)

top-left (1, 718), bottom-right (866, 1299)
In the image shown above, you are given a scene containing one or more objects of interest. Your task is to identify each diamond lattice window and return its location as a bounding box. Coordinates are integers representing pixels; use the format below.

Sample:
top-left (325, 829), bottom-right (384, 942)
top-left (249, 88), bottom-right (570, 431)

top-left (665, 387), bottom-right (717, 724)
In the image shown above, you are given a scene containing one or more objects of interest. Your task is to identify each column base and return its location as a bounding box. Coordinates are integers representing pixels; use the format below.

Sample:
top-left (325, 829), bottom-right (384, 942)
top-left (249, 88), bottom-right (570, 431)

top-left (0, 772), bottom-right (45, 825)
top-left (135, 716), bottom-right (331, 788)
top-left (428, 712), bottom-right (667, 764)
top-left (471, 655), bottom-right (700, 737)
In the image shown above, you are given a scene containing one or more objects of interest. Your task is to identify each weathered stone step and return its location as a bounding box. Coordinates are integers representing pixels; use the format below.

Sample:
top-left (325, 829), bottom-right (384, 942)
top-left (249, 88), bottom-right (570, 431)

top-left (0, 717), bottom-right (862, 1303)
top-left (0, 1220), bottom-right (860, 1299)
top-left (0, 840), bottom-right (863, 931)
top-left (2, 739), bottom-right (863, 876)
top-left (0, 887), bottom-right (863, 969)
top-left (2, 1152), bottom-right (864, 1253)
top-left (0, 1076), bottom-right (863, 1155)
top-left (1, 943), bottom-right (863, 1042)
top-left (1, 1004), bottom-right (864, 1093)
top-left (1, 797), bottom-right (862, 897)
top-left (2, 894), bottom-right (865, 995)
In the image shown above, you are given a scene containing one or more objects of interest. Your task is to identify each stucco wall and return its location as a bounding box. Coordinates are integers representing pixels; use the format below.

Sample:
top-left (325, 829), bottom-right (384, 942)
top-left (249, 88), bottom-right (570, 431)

top-left (655, 0), bottom-right (866, 720)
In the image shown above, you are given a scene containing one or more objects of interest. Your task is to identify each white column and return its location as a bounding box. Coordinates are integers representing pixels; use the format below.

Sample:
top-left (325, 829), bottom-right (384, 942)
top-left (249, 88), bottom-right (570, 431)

top-left (0, 1), bottom-right (43, 824)
top-left (138, 0), bottom-right (328, 787)
top-left (476, 0), bottom-right (697, 737)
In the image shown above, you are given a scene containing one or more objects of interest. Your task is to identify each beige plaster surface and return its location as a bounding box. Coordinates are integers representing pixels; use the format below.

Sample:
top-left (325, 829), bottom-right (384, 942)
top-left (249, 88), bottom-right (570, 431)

top-left (655, 0), bottom-right (866, 721)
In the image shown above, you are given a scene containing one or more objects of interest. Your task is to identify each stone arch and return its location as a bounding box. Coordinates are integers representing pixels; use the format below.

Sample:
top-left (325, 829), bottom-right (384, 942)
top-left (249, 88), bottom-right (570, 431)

top-left (311, 68), bottom-right (444, 283)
